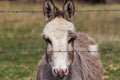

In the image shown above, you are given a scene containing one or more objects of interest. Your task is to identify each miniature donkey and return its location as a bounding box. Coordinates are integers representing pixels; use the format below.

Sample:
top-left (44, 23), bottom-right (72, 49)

top-left (36, 0), bottom-right (103, 80)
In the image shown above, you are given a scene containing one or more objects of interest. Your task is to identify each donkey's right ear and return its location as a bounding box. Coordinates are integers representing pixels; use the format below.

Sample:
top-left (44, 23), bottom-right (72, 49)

top-left (43, 0), bottom-right (58, 21)
top-left (63, 0), bottom-right (75, 21)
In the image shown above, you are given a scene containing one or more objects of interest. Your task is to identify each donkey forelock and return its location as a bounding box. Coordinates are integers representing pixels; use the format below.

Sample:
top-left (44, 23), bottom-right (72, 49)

top-left (42, 0), bottom-right (76, 79)
top-left (43, 17), bottom-right (75, 41)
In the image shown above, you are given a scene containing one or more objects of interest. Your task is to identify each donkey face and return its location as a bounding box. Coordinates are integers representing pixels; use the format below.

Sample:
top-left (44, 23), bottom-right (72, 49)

top-left (42, 0), bottom-right (76, 79)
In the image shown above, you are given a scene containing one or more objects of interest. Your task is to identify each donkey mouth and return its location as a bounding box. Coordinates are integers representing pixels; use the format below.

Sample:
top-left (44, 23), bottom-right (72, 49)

top-left (55, 75), bottom-right (65, 80)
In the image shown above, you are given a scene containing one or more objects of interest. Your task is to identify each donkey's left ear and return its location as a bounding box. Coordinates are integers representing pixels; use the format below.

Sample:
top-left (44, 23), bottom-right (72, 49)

top-left (63, 0), bottom-right (75, 21)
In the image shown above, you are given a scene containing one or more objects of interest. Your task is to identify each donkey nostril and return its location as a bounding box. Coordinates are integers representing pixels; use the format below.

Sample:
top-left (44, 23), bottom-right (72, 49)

top-left (63, 68), bottom-right (69, 75)
top-left (53, 68), bottom-right (57, 75)
top-left (64, 69), bottom-right (67, 73)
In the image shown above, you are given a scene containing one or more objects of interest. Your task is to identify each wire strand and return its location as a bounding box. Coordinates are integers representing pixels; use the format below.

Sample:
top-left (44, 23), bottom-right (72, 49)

top-left (0, 9), bottom-right (120, 13)
top-left (0, 50), bottom-right (120, 53)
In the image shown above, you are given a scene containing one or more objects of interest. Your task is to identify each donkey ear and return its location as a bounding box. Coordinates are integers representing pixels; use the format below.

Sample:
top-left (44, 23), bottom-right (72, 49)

top-left (43, 0), bottom-right (58, 21)
top-left (63, 0), bottom-right (75, 21)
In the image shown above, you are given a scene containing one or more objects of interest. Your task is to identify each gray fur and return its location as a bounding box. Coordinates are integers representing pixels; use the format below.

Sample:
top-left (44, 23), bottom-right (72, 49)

top-left (36, 32), bottom-right (103, 80)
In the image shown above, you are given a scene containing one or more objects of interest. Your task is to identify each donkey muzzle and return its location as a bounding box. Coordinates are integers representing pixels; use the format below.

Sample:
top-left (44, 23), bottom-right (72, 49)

top-left (53, 68), bottom-right (69, 79)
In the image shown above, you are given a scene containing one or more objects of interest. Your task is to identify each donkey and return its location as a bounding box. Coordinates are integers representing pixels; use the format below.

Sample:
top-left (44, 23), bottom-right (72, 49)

top-left (36, 0), bottom-right (103, 80)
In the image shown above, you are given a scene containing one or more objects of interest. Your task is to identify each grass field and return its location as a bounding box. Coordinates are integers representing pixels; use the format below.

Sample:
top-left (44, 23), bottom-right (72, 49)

top-left (0, 1), bottom-right (120, 80)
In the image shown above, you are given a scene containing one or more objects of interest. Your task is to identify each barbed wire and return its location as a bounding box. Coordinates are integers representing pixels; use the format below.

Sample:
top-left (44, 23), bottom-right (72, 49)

top-left (0, 10), bottom-right (42, 13)
top-left (0, 9), bottom-right (120, 13)
top-left (0, 50), bottom-right (120, 53)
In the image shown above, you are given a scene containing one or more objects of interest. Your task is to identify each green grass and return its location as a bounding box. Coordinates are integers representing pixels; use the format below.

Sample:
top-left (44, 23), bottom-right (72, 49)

top-left (0, 53), bottom-right (42, 80)
top-left (0, 1), bottom-right (120, 80)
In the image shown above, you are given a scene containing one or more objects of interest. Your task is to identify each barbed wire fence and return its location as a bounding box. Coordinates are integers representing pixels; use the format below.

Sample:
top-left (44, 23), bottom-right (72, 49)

top-left (0, 9), bottom-right (120, 53)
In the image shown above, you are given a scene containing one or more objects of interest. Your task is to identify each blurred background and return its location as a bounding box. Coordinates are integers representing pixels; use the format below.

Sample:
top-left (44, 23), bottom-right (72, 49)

top-left (0, 0), bottom-right (120, 80)
top-left (1, 0), bottom-right (120, 4)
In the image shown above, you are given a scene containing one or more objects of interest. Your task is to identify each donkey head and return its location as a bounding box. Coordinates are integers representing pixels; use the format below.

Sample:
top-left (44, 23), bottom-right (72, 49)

top-left (42, 0), bottom-right (76, 79)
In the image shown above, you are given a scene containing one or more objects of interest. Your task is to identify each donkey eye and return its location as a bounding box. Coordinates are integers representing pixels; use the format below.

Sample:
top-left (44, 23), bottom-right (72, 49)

top-left (46, 38), bottom-right (52, 45)
top-left (68, 38), bottom-right (74, 44)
